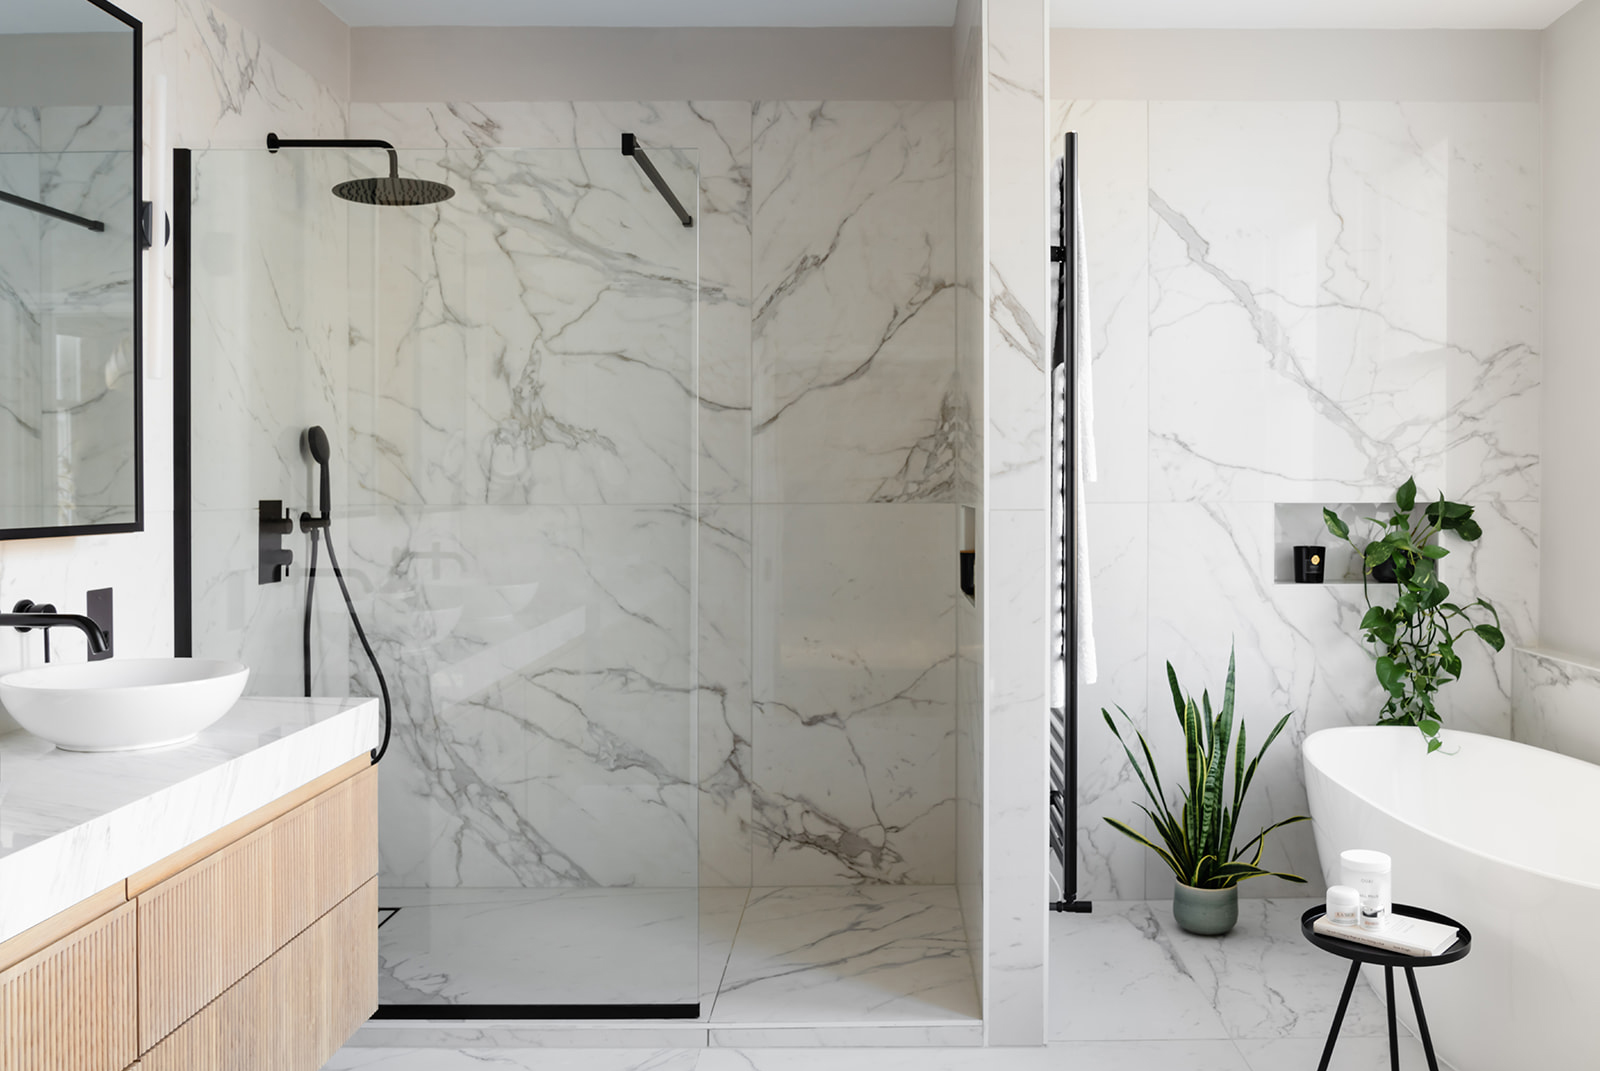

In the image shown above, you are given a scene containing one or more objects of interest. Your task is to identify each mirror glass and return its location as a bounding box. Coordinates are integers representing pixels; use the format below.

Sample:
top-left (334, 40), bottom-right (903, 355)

top-left (0, 0), bottom-right (140, 537)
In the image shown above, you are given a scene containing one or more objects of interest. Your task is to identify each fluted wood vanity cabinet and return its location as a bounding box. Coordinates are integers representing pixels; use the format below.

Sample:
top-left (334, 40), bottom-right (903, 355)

top-left (0, 760), bottom-right (378, 1071)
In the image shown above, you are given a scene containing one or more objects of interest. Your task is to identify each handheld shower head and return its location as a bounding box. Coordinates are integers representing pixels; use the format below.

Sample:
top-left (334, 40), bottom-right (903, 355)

top-left (304, 425), bottom-right (331, 524)
top-left (307, 424), bottom-right (331, 465)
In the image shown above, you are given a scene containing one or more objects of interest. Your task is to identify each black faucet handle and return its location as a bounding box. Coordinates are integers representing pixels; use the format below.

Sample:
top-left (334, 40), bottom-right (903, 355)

top-left (9, 600), bottom-right (55, 631)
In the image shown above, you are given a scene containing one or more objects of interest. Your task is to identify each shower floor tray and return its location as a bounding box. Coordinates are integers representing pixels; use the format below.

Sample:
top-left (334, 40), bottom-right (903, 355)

top-left (357, 884), bottom-right (982, 1047)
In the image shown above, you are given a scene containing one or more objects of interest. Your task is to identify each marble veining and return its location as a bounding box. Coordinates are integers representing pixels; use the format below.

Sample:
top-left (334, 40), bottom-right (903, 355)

top-left (0, 695), bottom-right (378, 941)
top-left (751, 101), bottom-right (959, 505)
top-left (710, 885), bottom-right (978, 1025)
top-left (1057, 98), bottom-right (1542, 905)
top-left (750, 505), bottom-right (956, 886)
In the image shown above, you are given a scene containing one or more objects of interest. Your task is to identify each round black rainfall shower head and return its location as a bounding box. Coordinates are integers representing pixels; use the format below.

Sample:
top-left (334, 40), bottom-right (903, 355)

top-left (268, 133), bottom-right (457, 207)
top-left (332, 176), bottom-right (455, 206)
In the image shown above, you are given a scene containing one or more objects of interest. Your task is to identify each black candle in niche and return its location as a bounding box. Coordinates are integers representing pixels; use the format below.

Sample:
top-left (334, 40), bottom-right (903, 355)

top-left (1294, 545), bottom-right (1326, 583)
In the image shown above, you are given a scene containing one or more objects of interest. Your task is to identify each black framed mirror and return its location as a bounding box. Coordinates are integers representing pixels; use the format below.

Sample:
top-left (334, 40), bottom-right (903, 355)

top-left (0, 0), bottom-right (142, 539)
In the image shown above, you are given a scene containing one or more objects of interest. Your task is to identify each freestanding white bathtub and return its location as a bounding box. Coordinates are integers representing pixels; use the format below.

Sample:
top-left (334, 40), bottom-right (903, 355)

top-left (1303, 726), bottom-right (1600, 1071)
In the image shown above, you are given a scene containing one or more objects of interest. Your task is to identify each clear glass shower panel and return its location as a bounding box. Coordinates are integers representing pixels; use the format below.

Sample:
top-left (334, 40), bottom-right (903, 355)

top-left (346, 147), bottom-right (701, 1012)
top-left (185, 143), bottom-right (700, 1012)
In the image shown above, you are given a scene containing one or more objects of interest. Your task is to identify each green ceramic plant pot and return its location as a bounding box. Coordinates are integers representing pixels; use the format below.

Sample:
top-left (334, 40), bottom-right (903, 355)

top-left (1173, 882), bottom-right (1238, 936)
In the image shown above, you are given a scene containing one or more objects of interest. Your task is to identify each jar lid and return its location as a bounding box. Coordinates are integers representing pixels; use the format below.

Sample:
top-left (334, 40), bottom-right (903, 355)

top-left (1327, 885), bottom-right (1360, 908)
top-left (1341, 849), bottom-right (1391, 872)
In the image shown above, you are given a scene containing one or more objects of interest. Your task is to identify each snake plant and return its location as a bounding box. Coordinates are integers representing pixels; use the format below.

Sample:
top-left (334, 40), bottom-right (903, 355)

top-left (1103, 647), bottom-right (1309, 890)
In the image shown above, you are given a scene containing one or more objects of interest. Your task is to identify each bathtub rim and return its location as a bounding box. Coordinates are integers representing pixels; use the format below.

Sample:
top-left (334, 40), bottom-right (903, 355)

top-left (1303, 725), bottom-right (1600, 894)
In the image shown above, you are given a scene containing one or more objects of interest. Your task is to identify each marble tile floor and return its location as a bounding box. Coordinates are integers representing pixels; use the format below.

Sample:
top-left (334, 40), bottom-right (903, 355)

top-left (330, 897), bottom-right (1454, 1069)
top-left (351, 884), bottom-right (981, 1051)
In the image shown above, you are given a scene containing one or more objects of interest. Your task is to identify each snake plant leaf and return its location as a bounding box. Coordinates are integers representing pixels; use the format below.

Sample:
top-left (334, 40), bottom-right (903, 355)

top-left (1168, 662), bottom-right (1186, 730)
top-left (1323, 508), bottom-right (1350, 540)
top-left (1105, 816), bottom-right (1181, 876)
top-left (1232, 720), bottom-right (1247, 815)
top-left (1396, 477), bottom-right (1417, 512)
top-left (1200, 653), bottom-right (1236, 855)
top-left (1231, 815), bottom-right (1311, 863)
top-left (1102, 708), bottom-right (1168, 821)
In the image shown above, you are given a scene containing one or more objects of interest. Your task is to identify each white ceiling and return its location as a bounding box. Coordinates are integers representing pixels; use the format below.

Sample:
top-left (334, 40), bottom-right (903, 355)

top-left (1050, 0), bottom-right (1584, 30)
top-left (322, 0), bottom-right (961, 27)
top-left (321, 0), bottom-right (1585, 29)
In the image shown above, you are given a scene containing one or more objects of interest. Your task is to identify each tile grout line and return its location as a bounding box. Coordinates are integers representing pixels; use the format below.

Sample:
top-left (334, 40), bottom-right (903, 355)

top-left (703, 885), bottom-right (754, 1027)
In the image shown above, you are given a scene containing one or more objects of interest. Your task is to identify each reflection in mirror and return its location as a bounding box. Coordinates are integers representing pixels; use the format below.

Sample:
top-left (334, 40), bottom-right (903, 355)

top-left (0, 0), bottom-right (140, 536)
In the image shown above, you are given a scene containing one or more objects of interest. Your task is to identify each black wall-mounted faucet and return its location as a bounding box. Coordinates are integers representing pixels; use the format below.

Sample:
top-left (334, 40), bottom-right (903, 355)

top-left (1, 595), bottom-right (113, 658)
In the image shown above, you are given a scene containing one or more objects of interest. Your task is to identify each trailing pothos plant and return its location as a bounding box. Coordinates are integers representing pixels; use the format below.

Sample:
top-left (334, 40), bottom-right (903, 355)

top-left (1103, 647), bottom-right (1308, 890)
top-left (1323, 477), bottom-right (1505, 753)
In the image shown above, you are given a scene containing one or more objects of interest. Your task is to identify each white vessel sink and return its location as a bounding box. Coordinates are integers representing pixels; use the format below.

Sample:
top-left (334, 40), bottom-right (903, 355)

top-left (0, 658), bottom-right (250, 752)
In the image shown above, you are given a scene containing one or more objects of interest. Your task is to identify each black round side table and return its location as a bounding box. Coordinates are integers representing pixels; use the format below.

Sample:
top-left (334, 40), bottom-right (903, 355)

top-left (1300, 903), bottom-right (1471, 1071)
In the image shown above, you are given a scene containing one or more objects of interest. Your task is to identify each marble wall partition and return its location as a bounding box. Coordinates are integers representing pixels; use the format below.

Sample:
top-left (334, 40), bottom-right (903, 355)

top-left (1512, 648), bottom-right (1600, 766)
top-left (1056, 99), bottom-right (1542, 904)
top-left (350, 100), bottom-right (963, 892)
top-left (984, 0), bottom-right (1052, 1046)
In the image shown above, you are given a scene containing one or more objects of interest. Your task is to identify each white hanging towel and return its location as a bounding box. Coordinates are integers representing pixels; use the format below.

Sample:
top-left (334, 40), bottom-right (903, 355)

top-left (1052, 167), bottom-right (1098, 709)
top-left (1073, 178), bottom-right (1097, 688)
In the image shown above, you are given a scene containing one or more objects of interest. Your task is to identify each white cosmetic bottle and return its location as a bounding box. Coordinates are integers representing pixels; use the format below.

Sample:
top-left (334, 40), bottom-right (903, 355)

top-left (1340, 849), bottom-right (1392, 931)
top-left (1326, 885), bottom-right (1360, 927)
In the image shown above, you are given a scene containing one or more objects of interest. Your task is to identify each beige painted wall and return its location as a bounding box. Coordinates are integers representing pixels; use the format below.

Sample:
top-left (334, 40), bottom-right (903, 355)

top-left (1540, 0), bottom-right (1600, 661)
top-left (1052, 28), bottom-right (1541, 101)
top-left (350, 27), bottom-right (953, 101)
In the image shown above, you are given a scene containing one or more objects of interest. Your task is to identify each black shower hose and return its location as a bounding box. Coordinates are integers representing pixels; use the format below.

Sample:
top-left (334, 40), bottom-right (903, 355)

top-left (303, 525), bottom-right (394, 764)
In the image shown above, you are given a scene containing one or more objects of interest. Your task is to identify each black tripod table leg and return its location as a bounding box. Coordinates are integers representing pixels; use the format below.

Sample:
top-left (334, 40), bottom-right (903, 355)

top-left (1386, 966), bottom-right (1400, 1071)
top-left (1406, 966), bottom-right (1440, 1071)
top-left (1318, 960), bottom-right (1363, 1071)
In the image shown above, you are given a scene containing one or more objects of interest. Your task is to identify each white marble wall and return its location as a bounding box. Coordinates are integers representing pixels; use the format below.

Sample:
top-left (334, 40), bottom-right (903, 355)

top-left (984, 0), bottom-right (1053, 1046)
top-left (1512, 648), bottom-right (1600, 766)
top-left (349, 101), bottom-right (962, 891)
top-left (1056, 99), bottom-right (1542, 904)
top-left (0, 0), bottom-right (348, 705)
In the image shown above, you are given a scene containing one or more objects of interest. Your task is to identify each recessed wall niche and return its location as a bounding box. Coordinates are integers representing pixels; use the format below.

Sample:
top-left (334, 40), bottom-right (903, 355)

top-left (1273, 502), bottom-right (1389, 585)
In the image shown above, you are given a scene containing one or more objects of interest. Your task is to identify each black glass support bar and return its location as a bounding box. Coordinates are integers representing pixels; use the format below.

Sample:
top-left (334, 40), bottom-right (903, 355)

top-left (0, 188), bottom-right (105, 232)
top-left (621, 133), bottom-right (694, 228)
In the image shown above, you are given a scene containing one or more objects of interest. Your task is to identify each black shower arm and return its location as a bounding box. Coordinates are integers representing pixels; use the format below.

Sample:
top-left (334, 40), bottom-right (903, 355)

top-left (622, 133), bottom-right (694, 228)
top-left (267, 133), bottom-right (399, 180)
top-left (0, 188), bottom-right (105, 232)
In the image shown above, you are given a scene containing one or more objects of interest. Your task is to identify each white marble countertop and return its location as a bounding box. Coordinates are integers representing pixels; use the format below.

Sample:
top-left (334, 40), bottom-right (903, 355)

top-left (0, 695), bottom-right (379, 943)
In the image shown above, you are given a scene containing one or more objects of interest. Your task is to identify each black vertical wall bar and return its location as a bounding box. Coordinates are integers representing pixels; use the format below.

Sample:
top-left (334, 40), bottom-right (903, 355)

top-left (173, 148), bottom-right (193, 658)
top-left (1051, 133), bottom-right (1090, 914)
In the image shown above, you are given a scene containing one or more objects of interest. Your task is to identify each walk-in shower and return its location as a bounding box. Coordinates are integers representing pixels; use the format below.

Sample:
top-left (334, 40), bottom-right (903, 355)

top-left (174, 136), bottom-right (702, 1016)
